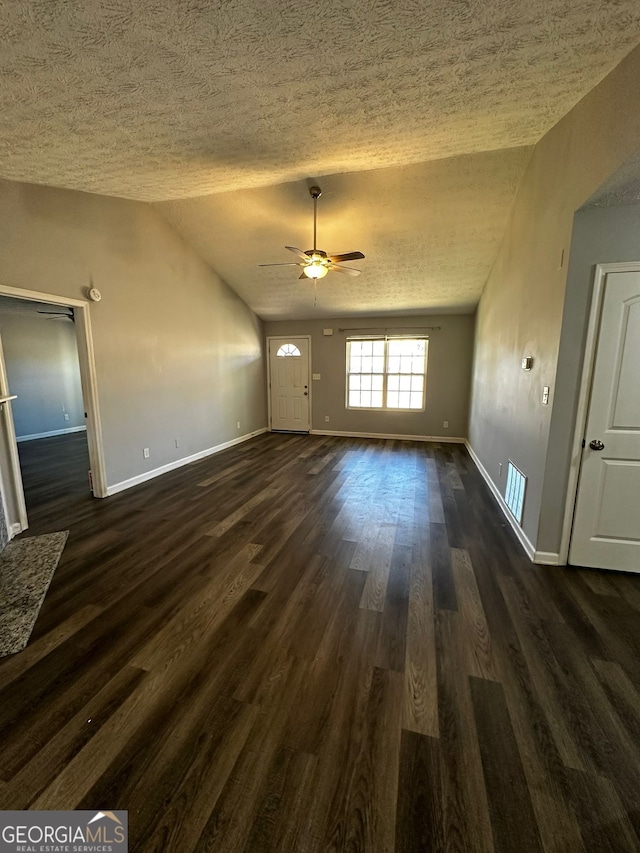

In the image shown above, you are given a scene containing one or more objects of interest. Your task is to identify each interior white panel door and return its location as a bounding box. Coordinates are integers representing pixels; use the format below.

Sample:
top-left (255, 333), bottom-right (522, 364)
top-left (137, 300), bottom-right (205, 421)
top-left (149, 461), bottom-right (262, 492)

top-left (268, 338), bottom-right (310, 432)
top-left (570, 271), bottom-right (640, 572)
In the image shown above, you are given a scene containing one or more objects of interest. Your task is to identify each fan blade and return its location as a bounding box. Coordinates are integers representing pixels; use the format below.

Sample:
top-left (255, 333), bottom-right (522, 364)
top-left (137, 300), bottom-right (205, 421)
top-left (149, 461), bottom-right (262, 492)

top-left (285, 246), bottom-right (312, 261)
top-left (258, 262), bottom-right (302, 267)
top-left (328, 251), bottom-right (365, 262)
top-left (329, 264), bottom-right (361, 276)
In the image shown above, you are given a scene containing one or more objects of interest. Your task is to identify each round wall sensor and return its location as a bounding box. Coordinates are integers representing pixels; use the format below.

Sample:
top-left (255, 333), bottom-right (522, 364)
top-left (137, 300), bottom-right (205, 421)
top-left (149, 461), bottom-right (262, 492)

top-left (88, 287), bottom-right (102, 303)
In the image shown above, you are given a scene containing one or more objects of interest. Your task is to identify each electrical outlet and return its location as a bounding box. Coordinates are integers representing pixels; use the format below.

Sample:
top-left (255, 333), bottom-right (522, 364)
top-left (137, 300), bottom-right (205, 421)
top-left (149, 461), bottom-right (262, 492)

top-left (64, 413), bottom-right (69, 421)
top-left (324, 416), bottom-right (330, 422)
top-left (443, 420), bottom-right (449, 428)
top-left (143, 448), bottom-right (150, 459)
top-left (236, 421), bottom-right (241, 429)
top-left (175, 438), bottom-right (180, 448)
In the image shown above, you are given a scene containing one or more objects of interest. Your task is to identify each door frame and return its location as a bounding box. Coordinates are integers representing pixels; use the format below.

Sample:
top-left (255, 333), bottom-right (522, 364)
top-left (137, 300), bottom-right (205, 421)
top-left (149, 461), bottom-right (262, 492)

top-left (266, 335), bottom-right (312, 432)
top-left (560, 261), bottom-right (640, 565)
top-left (0, 283), bottom-right (108, 529)
top-left (0, 331), bottom-right (26, 534)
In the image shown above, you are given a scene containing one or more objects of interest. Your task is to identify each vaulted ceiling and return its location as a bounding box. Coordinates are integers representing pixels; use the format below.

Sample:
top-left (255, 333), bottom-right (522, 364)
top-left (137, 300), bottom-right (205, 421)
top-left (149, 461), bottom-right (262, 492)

top-left (1, 1), bottom-right (639, 318)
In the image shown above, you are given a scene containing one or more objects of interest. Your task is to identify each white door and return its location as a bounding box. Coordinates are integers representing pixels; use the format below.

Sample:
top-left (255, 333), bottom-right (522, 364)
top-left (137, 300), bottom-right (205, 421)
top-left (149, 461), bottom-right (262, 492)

top-left (268, 337), bottom-right (310, 432)
top-left (570, 270), bottom-right (640, 572)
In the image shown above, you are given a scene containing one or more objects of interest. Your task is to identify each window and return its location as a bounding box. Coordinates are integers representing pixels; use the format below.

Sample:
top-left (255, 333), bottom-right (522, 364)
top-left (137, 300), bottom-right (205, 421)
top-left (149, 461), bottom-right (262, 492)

top-left (276, 343), bottom-right (301, 357)
top-left (346, 336), bottom-right (428, 410)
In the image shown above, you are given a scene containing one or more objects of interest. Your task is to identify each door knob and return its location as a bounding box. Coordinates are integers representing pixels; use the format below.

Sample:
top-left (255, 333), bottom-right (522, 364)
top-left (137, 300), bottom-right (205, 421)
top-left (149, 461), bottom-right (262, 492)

top-left (589, 439), bottom-right (605, 451)
top-left (304, 391), bottom-right (308, 396)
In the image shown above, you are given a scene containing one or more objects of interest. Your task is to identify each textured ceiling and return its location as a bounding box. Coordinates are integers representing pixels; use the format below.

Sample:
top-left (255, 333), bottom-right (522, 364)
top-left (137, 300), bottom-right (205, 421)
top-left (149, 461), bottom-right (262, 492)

top-left (1, 0), bottom-right (639, 318)
top-left (1, 0), bottom-right (639, 201)
top-left (156, 150), bottom-right (531, 319)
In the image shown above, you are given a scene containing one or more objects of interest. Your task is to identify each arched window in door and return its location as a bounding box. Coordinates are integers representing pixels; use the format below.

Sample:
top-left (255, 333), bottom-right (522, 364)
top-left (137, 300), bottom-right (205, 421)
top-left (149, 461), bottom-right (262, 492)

top-left (276, 343), bottom-right (302, 357)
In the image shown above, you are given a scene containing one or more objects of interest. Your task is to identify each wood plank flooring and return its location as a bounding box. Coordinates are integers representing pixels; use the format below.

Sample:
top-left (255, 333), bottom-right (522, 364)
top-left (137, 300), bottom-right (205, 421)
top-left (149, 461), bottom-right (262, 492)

top-left (2, 432), bottom-right (640, 852)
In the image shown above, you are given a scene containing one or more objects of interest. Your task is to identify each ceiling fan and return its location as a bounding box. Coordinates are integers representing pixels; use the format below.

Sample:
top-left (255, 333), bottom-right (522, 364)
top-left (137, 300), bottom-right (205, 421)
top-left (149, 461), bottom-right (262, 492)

top-left (259, 186), bottom-right (364, 279)
top-left (37, 308), bottom-right (75, 322)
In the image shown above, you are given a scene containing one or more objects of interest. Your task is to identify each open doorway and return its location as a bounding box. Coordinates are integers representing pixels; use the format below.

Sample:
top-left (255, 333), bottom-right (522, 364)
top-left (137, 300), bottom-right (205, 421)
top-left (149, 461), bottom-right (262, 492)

top-left (0, 285), bottom-right (107, 541)
top-left (0, 297), bottom-right (91, 522)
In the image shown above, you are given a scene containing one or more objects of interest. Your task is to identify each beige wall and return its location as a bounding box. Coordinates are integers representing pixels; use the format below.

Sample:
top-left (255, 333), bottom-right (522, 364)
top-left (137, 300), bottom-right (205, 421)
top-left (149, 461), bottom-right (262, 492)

top-left (264, 315), bottom-right (474, 438)
top-left (0, 178), bottom-right (267, 494)
top-left (469, 44), bottom-right (640, 553)
top-left (0, 309), bottom-right (85, 439)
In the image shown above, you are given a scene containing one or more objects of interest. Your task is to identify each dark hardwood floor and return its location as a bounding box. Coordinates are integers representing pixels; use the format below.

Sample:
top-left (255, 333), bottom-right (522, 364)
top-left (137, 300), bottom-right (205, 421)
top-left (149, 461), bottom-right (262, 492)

top-left (17, 431), bottom-right (92, 522)
top-left (2, 432), bottom-right (640, 852)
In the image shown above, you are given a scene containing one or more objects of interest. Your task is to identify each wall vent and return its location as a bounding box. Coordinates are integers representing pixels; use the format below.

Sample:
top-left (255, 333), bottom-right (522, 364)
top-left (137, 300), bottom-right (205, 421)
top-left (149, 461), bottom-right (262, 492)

top-left (505, 461), bottom-right (526, 524)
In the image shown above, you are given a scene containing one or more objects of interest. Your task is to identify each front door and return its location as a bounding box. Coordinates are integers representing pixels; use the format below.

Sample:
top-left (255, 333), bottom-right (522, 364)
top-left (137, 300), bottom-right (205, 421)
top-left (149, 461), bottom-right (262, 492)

top-left (268, 337), bottom-right (310, 432)
top-left (570, 270), bottom-right (640, 572)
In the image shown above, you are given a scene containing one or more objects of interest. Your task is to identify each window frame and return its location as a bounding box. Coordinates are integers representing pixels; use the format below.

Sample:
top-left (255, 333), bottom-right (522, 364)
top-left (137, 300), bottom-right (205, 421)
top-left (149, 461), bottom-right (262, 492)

top-left (345, 335), bottom-right (429, 412)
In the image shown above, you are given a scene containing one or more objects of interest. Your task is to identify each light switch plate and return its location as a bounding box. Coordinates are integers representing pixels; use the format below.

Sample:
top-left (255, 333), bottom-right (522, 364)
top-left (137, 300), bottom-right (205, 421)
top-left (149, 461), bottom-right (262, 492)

top-left (312, 373), bottom-right (321, 380)
top-left (323, 328), bottom-right (333, 336)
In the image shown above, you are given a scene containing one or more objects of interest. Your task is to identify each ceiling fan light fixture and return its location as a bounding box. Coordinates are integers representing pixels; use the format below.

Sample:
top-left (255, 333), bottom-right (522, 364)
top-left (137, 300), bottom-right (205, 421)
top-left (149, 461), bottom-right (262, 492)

top-left (258, 184), bottom-right (364, 280)
top-left (303, 262), bottom-right (329, 279)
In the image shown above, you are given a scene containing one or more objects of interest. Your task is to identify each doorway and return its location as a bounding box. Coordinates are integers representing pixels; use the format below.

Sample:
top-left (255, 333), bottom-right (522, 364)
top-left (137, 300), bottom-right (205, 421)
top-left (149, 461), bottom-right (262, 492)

top-left (0, 297), bottom-right (92, 517)
top-left (267, 336), bottom-right (311, 432)
top-left (568, 264), bottom-right (640, 572)
top-left (0, 284), bottom-right (107, 540)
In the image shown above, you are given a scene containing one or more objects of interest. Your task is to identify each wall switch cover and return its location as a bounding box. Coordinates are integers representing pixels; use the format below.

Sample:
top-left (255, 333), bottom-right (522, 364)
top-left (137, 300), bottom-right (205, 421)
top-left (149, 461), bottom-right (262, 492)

top-left (312, 373), bottom-right (321, 380)
top-left (323, 328), bottom-right (333, 336)
top-left (542, 386), bottom-right (550, 405)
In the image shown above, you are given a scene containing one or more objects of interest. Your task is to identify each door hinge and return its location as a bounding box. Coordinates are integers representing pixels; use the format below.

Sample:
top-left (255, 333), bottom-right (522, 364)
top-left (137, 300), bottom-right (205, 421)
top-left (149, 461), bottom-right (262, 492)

top-left (581, 438), bottom-right (586, 448)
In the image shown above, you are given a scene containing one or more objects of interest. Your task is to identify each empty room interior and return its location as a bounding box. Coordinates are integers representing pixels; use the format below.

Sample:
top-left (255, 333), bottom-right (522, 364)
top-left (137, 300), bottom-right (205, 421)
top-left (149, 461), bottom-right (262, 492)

top-left (0, 2), bottom-right (640, 851)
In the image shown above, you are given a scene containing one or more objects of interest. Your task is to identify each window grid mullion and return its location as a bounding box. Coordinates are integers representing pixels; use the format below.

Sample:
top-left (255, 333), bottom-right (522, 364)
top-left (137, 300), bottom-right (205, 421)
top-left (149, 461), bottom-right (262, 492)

top-left (382, 339), bottom-right (388, 408)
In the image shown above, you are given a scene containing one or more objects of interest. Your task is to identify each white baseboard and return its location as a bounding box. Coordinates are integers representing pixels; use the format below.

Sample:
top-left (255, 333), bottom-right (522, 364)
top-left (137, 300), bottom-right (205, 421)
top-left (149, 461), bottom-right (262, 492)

top-left (17, 425), bottom-right (87, 442)
top-left (3, 522), bottom-right (26, 546)
top-left (310, 429), bottom-right (465, 443)
top-left (533, 550), bottom-right (562, 566)
top-left (106, 428), bottom-right (268, 496)
top-left (464, 440), bottom-right (537, 563)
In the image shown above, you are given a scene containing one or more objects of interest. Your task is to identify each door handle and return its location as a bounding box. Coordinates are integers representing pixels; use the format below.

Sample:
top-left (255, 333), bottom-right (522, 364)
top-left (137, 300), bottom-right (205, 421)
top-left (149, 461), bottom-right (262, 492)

top-left (589, 439), bottom-right (605, 451)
